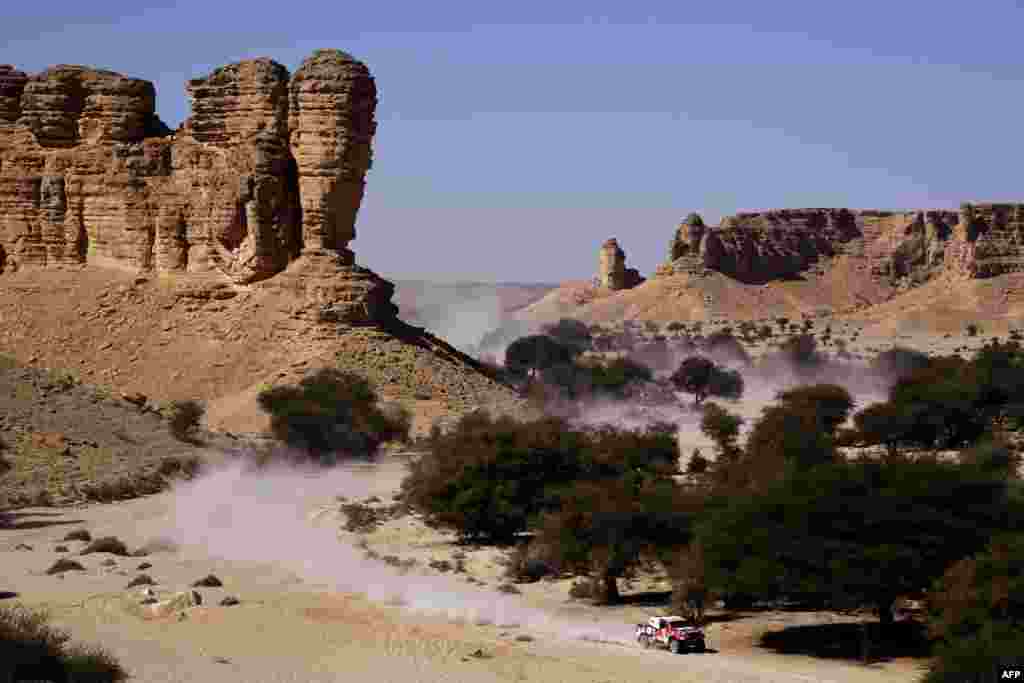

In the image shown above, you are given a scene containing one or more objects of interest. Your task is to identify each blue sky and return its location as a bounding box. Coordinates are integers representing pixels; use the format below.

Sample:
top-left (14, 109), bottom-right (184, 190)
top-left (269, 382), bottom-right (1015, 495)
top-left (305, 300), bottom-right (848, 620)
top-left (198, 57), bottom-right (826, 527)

top-left (6, 1), bottom-right (1024, 282)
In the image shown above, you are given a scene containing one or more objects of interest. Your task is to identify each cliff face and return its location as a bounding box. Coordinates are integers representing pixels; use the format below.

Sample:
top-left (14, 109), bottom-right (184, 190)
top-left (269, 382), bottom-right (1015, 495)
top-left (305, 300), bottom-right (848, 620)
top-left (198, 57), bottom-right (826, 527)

top-left (653, 205), bottom-right (1017, 287)
top-left (944, 202), bottom-right (1024, 279)
top-left (0, 50), bottom-right (396, 325)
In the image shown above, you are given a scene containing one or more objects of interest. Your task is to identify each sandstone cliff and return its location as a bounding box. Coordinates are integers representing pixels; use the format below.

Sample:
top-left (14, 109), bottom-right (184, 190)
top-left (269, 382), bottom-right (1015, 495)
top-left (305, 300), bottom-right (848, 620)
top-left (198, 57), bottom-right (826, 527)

top-left (0, 50), bottom-right (395, 325)
top-left (596, 237), bottom-right (644, 290)
top-left (656, 206), bottom-right (983, 287)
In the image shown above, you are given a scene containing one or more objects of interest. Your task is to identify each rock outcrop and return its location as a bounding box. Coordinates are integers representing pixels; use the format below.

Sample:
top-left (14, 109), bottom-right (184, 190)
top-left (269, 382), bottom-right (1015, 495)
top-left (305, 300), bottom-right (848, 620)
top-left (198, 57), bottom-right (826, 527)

top-left (0, 50), bottom-right (396, 325)
top-left (655, 206), bottom-right (995, 287)
top-left (596, 238), bottom-right (644, 290)
top-left (944, 202), bottom-right (1024, 279)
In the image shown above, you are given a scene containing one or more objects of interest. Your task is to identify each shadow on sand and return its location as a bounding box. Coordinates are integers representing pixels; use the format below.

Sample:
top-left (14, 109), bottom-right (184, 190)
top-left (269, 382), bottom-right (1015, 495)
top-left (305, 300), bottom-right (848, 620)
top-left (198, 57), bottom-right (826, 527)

top-left (0, 510), bottom-right (85, 531)
top-left (758, 620), bottom-right (932, 663)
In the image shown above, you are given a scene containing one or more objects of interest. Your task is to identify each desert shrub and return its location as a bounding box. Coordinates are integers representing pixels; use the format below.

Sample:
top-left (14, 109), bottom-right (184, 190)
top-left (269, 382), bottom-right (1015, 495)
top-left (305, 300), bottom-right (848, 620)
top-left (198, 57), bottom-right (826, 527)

top-left (496, 583), bottom-right (522, 595)
top-left (340, 502), bottom-right (385, 533)
top-left (966, 323), bottom-right (981, 337)
top-left (0, 605), bottom-right (127, 682)
top-left (80, 536), bottom-right (129, 556)
top-left (46, 558), bottom-right (85, 575)
top-left (63, 529), bottom-right (91, 543)
top-left (667, 321), bottom-right (686, 332)
top-left (257, 368), bottom-right (409, 461)
top-left (167, 399), bottom-right (205, 442)
top-left (428, 559), bottom-right (454, 573)
top-left (157, 455), bottom-right (202, 480)
top-left (125, 574), bottom-right (155, 588)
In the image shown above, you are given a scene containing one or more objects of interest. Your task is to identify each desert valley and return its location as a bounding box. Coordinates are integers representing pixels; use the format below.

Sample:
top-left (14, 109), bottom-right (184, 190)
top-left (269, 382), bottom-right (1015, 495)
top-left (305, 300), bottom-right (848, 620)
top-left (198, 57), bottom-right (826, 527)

top-left (1, 12), bottom-right (1023, 683)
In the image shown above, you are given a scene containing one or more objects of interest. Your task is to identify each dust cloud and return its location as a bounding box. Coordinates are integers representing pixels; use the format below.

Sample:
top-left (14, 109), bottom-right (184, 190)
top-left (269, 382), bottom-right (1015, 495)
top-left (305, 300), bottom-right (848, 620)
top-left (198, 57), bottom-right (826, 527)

top-left (161, 456), bottom-right (634, 645)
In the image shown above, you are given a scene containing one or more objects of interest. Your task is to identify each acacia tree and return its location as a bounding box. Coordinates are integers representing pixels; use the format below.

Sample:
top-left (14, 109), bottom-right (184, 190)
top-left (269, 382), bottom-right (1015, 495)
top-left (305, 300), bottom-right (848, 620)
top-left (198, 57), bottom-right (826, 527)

top-left (540, 318), bottom-right (593, 356)
top-left (504, 334), bottom-right (574, 380)
top-left (698, 459), bottom-right (1023, 633)
top-left (532, 474), bottom-right (693, 604)
top-left (923, 533), bottom-right (1024, 682)
top-left (257, 369), bottom-right (409, 461)
top-left (670, 356), bottom-right (744, 407)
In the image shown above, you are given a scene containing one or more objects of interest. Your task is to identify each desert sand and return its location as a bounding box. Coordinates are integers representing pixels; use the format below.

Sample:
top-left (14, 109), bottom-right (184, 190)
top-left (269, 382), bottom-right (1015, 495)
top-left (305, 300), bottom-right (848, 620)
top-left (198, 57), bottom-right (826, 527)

top-left (2, 453), bottom-right (928, 683)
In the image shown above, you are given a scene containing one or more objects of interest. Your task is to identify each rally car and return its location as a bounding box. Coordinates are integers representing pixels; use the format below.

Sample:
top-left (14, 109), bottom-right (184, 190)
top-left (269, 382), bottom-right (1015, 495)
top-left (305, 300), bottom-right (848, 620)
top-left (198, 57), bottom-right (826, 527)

top-left (635, 616), bottom-right (707, 654)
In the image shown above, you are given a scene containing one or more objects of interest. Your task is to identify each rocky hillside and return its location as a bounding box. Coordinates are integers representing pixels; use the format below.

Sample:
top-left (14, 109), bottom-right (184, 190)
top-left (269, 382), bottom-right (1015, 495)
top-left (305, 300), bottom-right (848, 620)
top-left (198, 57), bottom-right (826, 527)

top-left (0, 51), bottom-right (528, 437)
top-left (520, 203), bottom-right (1024, 330)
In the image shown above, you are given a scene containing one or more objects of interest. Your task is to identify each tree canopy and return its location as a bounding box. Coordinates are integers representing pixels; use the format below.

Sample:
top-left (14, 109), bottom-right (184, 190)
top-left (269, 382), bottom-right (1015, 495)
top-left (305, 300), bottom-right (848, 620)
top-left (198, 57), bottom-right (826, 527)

top-left (698, 459), bottom-right (1023, 627)
top-left (670, 356), bottom-right (744, 407)
top-left (505, 334), bottom-right (575, 379)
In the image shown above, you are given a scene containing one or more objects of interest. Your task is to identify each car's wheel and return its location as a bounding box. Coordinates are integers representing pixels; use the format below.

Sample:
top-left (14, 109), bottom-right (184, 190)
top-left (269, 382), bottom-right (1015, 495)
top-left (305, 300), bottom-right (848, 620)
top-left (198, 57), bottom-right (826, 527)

top-left (670, 639), bottom-right (682, 654)
top-left (693, 639), bottom-right (706, 653)
top-left (641, 635), bottom-right (652, 649)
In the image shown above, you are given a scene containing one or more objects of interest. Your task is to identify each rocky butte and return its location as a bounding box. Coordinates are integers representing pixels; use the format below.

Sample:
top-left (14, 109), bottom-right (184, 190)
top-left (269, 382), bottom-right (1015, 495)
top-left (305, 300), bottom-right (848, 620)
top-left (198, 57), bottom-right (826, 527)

top-left (657, 203), bottom-right (1024, 286)
top-left (0, 50), bottom-right (397, 324)
top-left (596, 237), bottom-right (644, 291)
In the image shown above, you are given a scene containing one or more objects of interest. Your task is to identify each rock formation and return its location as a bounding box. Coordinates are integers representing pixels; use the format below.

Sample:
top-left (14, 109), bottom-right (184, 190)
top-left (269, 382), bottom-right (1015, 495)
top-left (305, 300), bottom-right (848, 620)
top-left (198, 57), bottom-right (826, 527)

top-left (652, 205), bottom-right (1013, 287)
top-left (596, 237), bottom-right (644, 290)
top-left (944, 202), bottom-right (1024, 279)
top-left (0, 50), bottom-right (396, 325)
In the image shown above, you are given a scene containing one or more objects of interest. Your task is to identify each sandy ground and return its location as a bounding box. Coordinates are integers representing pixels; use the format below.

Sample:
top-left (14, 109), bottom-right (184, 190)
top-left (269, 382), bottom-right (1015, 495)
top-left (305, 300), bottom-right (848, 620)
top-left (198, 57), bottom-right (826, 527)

top-left (1, 455), bottom-right (929, 683)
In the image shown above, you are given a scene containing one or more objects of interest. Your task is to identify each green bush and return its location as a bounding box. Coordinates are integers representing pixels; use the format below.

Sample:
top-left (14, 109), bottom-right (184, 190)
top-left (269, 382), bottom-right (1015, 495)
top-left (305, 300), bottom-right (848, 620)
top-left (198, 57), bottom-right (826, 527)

top-left (540, 318), bottom-right (593, 355)
top-left (923, 534), bottom-right (1024, 682)
top-left (401, 412), bottom-right (679, 544)
top-left (257, 368), bottom-right (409, 461)
top-left (670, 356), bottom-right (744, 407)
top-left (0, 605), bottom-right (127, 682)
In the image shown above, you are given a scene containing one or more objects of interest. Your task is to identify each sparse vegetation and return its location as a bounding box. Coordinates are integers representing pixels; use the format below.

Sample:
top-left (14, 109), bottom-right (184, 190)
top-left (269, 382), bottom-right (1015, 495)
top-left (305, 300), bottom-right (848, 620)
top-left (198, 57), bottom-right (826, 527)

top-left (46, 558), bottom-right (86, 575)
top-left (257, 368), bottom-right (411, 462)
top-left (63, 529), bottom-right (91, 543)
top-left (670, 356), bottom-right (744, 407)
top-left (0, 605), bottom-right (127, 682)
top-left (80, 536), bottom-right (129, 557)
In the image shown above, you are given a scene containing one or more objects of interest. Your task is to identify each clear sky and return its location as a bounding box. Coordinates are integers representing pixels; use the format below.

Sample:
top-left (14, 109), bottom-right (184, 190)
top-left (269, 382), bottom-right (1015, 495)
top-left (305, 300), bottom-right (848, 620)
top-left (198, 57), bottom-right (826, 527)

top-left (6, 1), bottom-right (1024, 283)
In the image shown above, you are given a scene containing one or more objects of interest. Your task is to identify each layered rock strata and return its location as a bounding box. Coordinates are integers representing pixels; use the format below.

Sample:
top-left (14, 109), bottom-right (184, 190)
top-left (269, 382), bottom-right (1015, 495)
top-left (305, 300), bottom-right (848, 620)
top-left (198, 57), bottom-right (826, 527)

top-left (596, 237), bottom-right (643, 290)
top-left (944, 202), bottom-right (1024, 279)
top-left (653, 205), bottom-right (1021, 286)
top-left (0, 50), bottom-right (395, 325)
